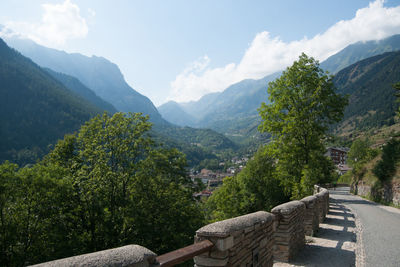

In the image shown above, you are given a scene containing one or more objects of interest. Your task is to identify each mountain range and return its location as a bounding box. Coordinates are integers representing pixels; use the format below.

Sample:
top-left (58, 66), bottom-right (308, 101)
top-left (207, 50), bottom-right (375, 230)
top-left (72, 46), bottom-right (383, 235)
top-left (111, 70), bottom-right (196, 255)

top-left (159, 34), bottom-right (400, 139)
top-left (5, 37), bottom-right (165, 124)
top-left (1, 36), bottom-right (237, 167)
top-left (2, 33), bottom-right (400, 167)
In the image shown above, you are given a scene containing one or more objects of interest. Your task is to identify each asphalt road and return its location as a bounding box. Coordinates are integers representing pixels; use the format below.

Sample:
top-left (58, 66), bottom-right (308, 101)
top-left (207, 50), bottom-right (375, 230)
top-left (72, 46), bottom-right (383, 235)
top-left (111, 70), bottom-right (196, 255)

top-left (331, 187), bottom-right (400, 267)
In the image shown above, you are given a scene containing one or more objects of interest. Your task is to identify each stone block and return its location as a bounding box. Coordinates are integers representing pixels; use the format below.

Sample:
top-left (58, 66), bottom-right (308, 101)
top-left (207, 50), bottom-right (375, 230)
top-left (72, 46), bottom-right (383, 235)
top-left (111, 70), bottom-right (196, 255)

top-left (215, 236), bottom-right (234, 251)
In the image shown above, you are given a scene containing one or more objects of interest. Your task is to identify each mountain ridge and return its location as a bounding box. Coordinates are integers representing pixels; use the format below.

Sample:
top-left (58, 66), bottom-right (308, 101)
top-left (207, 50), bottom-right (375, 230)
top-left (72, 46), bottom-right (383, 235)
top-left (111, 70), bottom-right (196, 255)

top-left (4, 37), bottom-right (166, 124)
top-left (0, 38), bottom-right (104, 164)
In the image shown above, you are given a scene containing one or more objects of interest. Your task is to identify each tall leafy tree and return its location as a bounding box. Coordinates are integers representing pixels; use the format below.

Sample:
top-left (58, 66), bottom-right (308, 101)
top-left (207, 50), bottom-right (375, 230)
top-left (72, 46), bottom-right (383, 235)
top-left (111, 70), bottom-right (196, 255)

top-left (206, 146), bottom-right (287, 221)
top-left (259, 53), bottom-right (347, 198)
top-left (0, 112), bottom-right (205, 266)
top-left (43, 112), bottom-right (203, 254)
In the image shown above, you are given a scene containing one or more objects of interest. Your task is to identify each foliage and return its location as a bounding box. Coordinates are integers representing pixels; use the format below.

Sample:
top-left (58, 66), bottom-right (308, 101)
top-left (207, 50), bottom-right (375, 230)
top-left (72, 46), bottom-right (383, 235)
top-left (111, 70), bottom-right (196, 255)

top-left (347, 139), bottom-right (377, 167)
top-left (373, 139), bottom-right (400, 181)
top-left (205, 146), bottom-right (287, 221)
top-left (0, 112), bottom-right (204, 266)
top-left (258, 53), bottom-right (347, 199)
top-left (338, 171), bottom-right (353, 184)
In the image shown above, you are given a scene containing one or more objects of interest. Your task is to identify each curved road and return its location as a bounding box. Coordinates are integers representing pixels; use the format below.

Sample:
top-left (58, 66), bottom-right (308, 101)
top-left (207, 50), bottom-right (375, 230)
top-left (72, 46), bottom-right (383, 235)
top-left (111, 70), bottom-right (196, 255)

top-left (331, 187), bottom-right (400, 267)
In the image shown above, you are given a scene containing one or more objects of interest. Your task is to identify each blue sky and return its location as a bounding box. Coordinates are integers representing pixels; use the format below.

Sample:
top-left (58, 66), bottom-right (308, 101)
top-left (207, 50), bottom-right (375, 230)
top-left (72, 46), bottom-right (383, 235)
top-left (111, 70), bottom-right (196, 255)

top-left (1, 0), bottom-right (400, 105)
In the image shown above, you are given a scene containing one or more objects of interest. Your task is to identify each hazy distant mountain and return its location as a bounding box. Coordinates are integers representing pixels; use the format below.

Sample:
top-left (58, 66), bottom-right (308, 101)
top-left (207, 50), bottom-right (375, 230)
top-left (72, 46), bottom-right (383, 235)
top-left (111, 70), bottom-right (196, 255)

top-left (321, 34), bottom-right (400, 74)
top-left (4, 37), bottom-right (165, 124)
top-left (158, 101), bottom-right (197, 127)
top-left (158, 73), bottom-right (280, 135)
top-left (333, 51), bottom-right (400, 134)
top-left (45, 68), bottom-right (117, 114)
top-left (0, 38), bottom-right (103, 164)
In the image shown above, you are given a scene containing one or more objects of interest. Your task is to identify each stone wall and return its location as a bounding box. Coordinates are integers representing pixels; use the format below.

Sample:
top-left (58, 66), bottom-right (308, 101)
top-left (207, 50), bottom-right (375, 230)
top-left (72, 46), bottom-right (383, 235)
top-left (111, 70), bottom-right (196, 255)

top-left (354, 180), bottom-right (400, 206)
top-left (32, 186), bottom-right (330, 266)
top-left (314, 186), bottom-right (330, 223)
top-left (194, 211), bottom-right (275, 267)
top-left (300, 195), bottom-right (319, 236)
top-left (271, 201), bottom-right (305, 262)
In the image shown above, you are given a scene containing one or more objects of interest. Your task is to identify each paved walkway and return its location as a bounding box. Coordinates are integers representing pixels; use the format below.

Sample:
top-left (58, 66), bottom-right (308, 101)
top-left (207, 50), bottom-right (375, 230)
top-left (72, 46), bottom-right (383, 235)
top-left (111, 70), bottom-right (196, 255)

top-left (337, 187), bottom-right (400, 267)
top-left (274, 187), bottom-right (400, 267)
top-left (274, 187), bottom-right (356, 267)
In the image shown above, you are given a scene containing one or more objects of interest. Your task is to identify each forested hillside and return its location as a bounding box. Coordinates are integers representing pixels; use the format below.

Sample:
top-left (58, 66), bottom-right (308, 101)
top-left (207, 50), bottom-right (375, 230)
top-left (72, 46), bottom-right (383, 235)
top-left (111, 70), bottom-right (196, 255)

top-left (45, 68), bottom-right (117, 114)
top-left (333, 51), bottom-right (400, 135)
top-left (0, 38), bottom-right (103, 164)
top-left (5, 37), bottom-right (165, 124)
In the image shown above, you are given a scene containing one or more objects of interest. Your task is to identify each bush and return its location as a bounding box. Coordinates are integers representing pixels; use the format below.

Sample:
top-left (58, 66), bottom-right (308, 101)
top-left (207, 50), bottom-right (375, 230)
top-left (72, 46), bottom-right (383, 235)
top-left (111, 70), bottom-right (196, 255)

top-left (373, 139), bottom-right (400, 181)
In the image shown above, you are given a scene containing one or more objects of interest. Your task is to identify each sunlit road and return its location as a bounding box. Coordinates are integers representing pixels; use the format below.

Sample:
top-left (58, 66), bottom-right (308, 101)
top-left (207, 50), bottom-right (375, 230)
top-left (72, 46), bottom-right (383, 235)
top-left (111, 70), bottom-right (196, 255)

top-left (331, 187), bottom-right (400, 267)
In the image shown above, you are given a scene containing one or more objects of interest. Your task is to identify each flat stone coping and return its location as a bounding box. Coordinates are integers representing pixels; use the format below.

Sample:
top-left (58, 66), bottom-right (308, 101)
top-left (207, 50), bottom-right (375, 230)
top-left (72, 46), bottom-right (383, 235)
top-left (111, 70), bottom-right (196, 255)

top-left (29, 245), bottom-right (157, 267)
top-left (271, 200), bottom-right (305, 215)
top-left (196, 211), bottom-right (274, 237)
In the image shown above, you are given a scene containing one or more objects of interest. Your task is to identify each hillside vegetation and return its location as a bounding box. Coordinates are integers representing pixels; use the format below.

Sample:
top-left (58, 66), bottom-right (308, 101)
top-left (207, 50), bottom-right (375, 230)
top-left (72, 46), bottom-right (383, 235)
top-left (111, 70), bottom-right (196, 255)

top-left (0, 38), bottom-right (103, 165)
top-left (333, 51), bottom-right (400, 135)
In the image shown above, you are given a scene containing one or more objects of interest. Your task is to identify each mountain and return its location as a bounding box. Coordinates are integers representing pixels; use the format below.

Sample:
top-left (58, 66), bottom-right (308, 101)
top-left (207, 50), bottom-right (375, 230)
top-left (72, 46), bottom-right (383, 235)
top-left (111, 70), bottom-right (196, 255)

top-left (321, 34), bottom-right (400, 74)
top-left (4, 37), bottom-right (165, 124)
top-left (158, 101), bottom-right (197, 127)
top-left (0, 38), bottom-right (103, 164)
top-left (3, 37), bottom-right (246, 169)
top-left (159, 35), bottom-right (400, 139)
top-left (333, 51), bottom-right (400, 135)
top-left (159, 73), bottom-right (280, 131)
top-left (45, 68), bottom-right (117, 114)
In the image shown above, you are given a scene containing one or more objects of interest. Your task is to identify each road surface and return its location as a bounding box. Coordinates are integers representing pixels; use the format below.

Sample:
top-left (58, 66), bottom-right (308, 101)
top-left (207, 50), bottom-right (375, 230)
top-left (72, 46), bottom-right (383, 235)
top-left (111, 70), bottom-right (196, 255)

top-left (333, 187), bottom-right (400, 267)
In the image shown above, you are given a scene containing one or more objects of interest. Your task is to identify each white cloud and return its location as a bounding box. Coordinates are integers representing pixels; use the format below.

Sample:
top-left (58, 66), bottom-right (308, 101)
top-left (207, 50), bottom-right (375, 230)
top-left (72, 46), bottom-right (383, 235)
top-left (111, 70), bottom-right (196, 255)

top-left (1, 0), bottom-right (89, 47)
top-left (169, 0), bottom-right (400, 103)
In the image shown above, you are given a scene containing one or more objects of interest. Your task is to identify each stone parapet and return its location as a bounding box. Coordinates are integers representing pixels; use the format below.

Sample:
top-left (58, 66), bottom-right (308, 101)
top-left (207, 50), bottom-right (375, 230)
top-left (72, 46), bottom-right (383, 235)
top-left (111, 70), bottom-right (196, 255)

top-left (30, 186), bottom-right (330, 266)
top-left (271, 201), bottom-right (306, 262)
top-left (300, 195), bottom-right (319, 236)
top-left (29, 245), bottom-right (157, 267)
top-left (314, 186), bottom-right (329, 223)
top-left (194, 211), bottom-right (275, 267)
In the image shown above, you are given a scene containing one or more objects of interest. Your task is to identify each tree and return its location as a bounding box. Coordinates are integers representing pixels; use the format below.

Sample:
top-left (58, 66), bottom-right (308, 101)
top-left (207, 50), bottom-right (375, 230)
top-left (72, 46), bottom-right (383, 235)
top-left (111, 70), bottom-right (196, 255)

top-left (347, 139), bottom-right (377, 167)
top-left (373, 139), bottom-right (400, 181)
top-left (205, 146), bottom-right (287, 221)
top-left (0, 112), bottom-right (205, 266)
top-left (43, 112), bottom-right (203, 254)
top-left (259, 53), bottom-right (347, 198)
top-left (394, 82), bottom-right (400, 117)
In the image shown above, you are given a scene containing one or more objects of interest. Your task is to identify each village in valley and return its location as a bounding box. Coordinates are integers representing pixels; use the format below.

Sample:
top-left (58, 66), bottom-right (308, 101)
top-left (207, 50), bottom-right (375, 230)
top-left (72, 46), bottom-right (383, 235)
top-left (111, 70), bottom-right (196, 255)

top-left (193, 147), bottom-right (352, 198)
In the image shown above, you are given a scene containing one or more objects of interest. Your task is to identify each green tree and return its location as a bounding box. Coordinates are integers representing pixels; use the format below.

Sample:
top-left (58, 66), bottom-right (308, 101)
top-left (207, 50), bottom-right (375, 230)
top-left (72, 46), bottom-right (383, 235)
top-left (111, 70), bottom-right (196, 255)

top-left (347, 139), bottom-right (377, 167)
top-left (43, 112), bottom-right (203, 255)
top-left (258, 53), bottom-right (347, 198)
top-left (0, 112), bottom-right (205, 266)
top-left (206, 146), bottom-right (287, 221)
top-left (373, 139), bottom-right (400, 181)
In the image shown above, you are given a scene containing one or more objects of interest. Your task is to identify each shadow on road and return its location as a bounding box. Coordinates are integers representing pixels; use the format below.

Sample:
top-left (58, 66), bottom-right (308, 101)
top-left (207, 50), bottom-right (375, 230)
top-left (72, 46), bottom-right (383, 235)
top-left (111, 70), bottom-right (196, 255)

top-left (275, 189), bottom-right (356, 266)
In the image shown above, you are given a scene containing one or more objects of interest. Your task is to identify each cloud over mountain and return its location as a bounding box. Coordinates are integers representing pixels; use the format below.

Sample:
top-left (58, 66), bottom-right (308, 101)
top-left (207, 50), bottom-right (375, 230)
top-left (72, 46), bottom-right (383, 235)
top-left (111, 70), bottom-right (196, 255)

top-left (169, 0), bottom-right (400, 103)
top-left (1, 0), bottom-right (89, 47)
